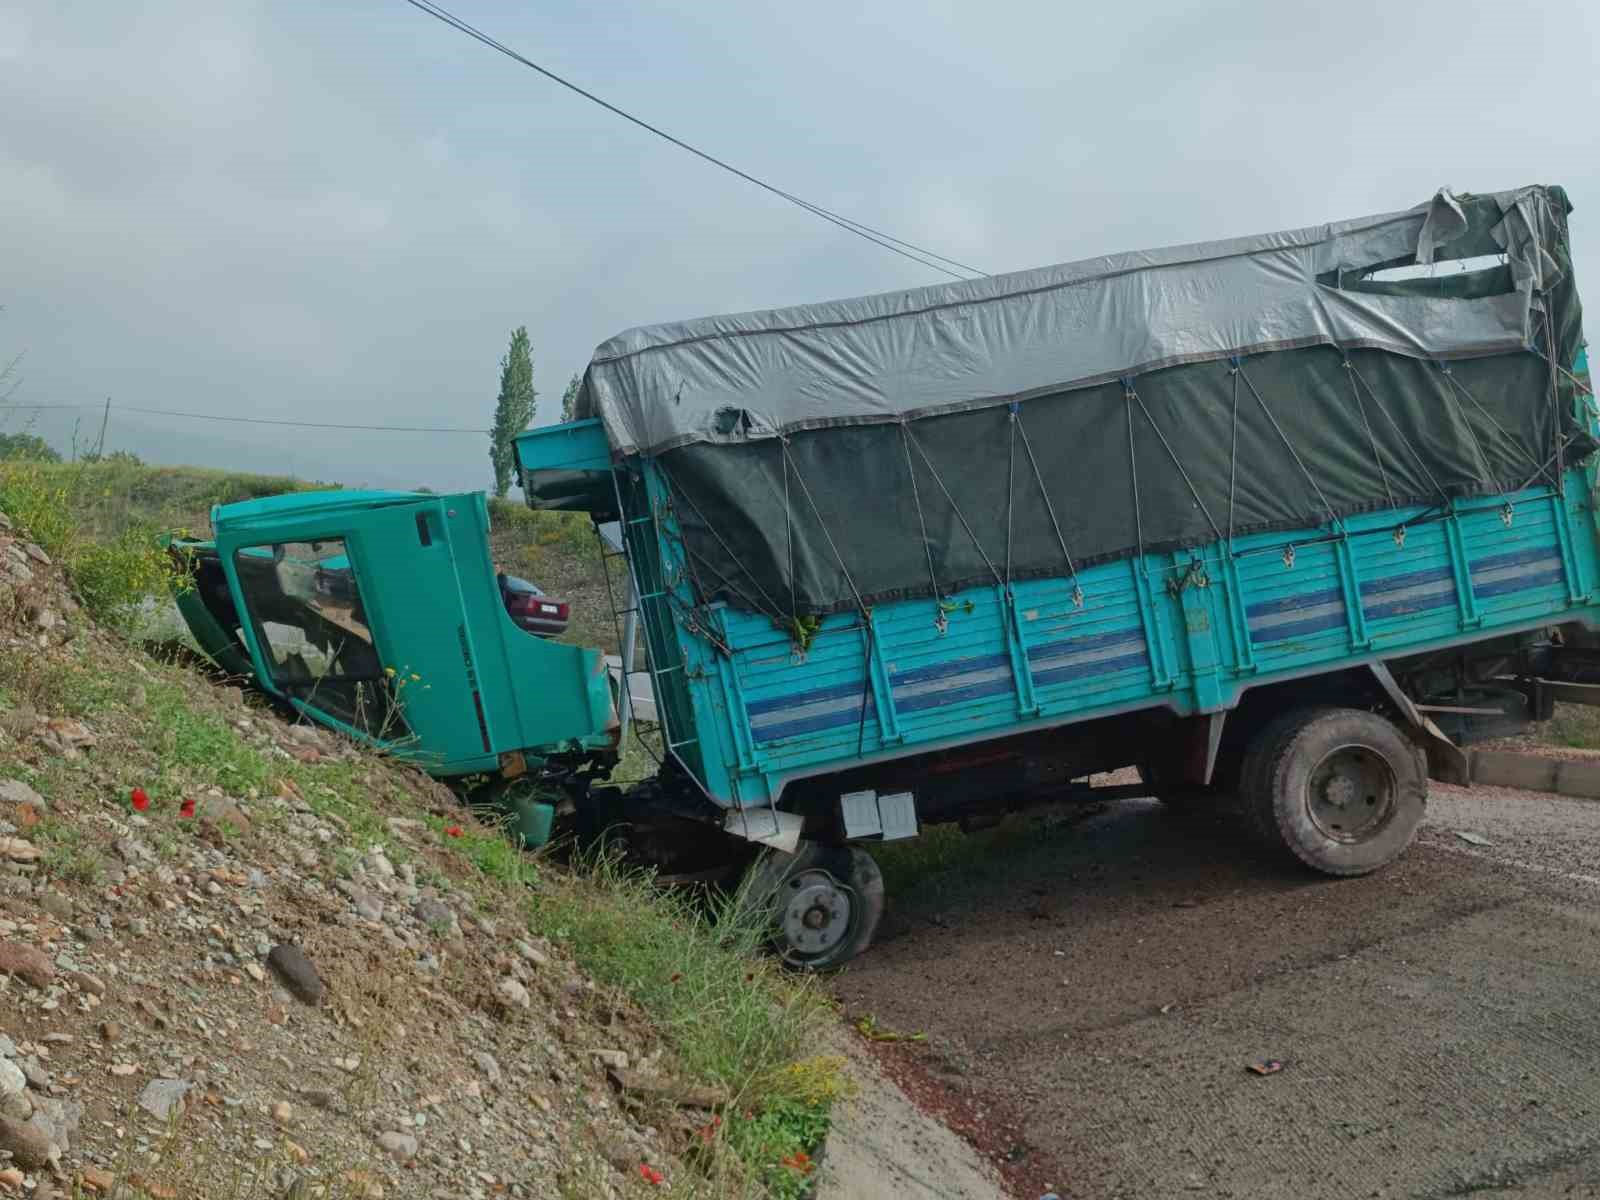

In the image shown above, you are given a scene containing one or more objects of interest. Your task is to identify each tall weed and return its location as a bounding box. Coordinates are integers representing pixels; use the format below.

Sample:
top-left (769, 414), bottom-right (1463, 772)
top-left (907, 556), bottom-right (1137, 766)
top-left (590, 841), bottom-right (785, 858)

top-left (0, 460), bottom-right (179, 629)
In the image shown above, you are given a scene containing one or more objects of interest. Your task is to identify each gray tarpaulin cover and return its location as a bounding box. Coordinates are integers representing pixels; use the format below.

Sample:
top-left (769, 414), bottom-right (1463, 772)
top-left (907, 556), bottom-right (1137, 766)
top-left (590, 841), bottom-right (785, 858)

top-left (567, 185), bottom-right (1589, 616)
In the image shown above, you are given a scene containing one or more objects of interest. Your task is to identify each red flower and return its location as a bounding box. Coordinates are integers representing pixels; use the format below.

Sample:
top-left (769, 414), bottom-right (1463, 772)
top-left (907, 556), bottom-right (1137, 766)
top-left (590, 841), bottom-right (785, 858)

top-left (445, 825), bottom-right (463, 838)
top-left (179, 797), bottom-right (196, 819)
top-left (780, 1151), bottom-right (814, 1175)
top-left (130, 787), bottom-right (150, 812)
top-left (637, 1164), bottom-right (664, 1185)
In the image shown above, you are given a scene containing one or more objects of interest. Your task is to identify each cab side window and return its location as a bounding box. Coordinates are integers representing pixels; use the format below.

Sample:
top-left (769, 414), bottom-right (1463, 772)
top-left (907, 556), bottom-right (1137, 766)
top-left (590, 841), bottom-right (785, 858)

top-left (232, 540), bottom-right (406, 739)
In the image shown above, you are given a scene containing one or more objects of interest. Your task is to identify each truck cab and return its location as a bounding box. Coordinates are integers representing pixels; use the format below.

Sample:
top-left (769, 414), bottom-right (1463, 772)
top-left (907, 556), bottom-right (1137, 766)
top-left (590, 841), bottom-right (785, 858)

top-left (169, 489), bottom-right (617, 781)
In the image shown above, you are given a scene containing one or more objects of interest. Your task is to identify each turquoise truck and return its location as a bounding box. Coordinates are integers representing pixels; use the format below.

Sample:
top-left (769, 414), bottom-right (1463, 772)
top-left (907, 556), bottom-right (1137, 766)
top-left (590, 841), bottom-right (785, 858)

top-left (176, 185), bottom-right (1595, 967)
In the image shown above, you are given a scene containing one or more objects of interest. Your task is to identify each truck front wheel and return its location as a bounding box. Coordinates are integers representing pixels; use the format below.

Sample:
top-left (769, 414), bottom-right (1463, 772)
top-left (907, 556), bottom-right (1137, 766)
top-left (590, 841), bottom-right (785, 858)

top-left (1241, 707), bottom-right (1426, 876)
top-left (744, 842), bottom-right (884, 971)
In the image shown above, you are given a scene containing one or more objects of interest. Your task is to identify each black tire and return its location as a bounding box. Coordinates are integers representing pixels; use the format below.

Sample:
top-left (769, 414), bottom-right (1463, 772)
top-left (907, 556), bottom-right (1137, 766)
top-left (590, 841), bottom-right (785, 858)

top-left (742, 842), bottom-right (884, 971)
top-left (1241, 706), bottom-right (1426, 876)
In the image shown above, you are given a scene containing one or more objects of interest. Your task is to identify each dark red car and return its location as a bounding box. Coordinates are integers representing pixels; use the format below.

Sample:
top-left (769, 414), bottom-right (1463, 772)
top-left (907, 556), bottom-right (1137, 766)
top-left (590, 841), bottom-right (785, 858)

top-left (498, 573), bottom-right (569, 637)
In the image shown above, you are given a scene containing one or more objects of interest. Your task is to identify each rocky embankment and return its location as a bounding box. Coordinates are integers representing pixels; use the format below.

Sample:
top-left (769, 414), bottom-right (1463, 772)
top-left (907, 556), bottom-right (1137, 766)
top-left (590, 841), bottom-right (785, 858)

top-left (0, 510), bottom-right (716, 1199)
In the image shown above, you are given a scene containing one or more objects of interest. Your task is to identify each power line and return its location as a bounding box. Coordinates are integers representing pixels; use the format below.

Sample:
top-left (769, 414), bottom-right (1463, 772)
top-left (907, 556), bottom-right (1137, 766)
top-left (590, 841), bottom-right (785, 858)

top-left (399, 0), bottom-right (988, 282)
top-left (0, 401), bottom-right (487, 434)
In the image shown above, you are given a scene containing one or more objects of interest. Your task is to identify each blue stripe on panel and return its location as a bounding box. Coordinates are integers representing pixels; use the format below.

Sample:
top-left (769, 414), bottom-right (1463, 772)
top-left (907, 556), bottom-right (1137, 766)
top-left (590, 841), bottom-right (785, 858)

top-left (1245, 587), bottom-right (1344, 619)
top-left (751, 695), bottom-right (873, 743)
top-left (1472, 545), bottom-right (1565, 571)
top-left (747, 679), bottom-right (865, 718)
top-left (1033, 650), bottom-right (1150, 686)
top-left (891, 650), bottom-right (1011, 687)
top-left (1475, 567), bottom-right (1566, 598)
top-left (1250, 611), bottom-right (1349, 643)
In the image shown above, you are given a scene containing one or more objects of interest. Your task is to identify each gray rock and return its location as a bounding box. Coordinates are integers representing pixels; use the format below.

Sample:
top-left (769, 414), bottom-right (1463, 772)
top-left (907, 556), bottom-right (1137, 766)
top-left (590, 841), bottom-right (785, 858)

top-left (495, 978), bottom-right (530, 1010)
top-left (515, 940), bottom-right (550, 968)
top-left (18, 1057), bottom-right (47, 1091)
top-left (137, 1078), bottom-right (191, 1122)
top-left (412, 897), bottom-right (454, 930)
top-left (472, 1051), bottom-right (502, 1086)
top-left (0, 1034), bottom-right (16, 1057)
top-left (365, 849), bottom-right (395, 879)
top-left (0, 1061), bottom-right (28, 1120)
top-left (0, 1114), bottom-right (54, 1169)
top-left (266, 944), bottom-right (325, 1006)
top-left (0, 941), bottom-right (53, 989)
top-left (37, 891), bottom-right (73, 922)
top-left (114, 837), bottom-right (153, 864)
top-left (355, 895), bottom-right (384, 922)
top-left (592, 1049), bottom-right (629, 1071)
top-left (199, 796), bottom-right (251, 835)
top-left (376, 1129), bottom-right (418, 1162)
top-left (29, 1097), bottom-right (81, 1155)
top-left (0, 780), bottom-right (45, 810)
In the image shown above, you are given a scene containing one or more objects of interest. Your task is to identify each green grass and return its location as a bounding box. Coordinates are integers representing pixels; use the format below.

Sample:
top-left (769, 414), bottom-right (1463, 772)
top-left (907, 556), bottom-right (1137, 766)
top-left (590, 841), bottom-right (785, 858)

top-left (143, 677), bottom-right (272, 796)
top-left (34, 818), bottom-right (103, 885)
top-left (4, 458), bottom-right (313, 541)
top-left (869, 811), bottom-right (1081, 897)
top-left (1543, 703), bottom-right (1600, 749)
top-left (530, 853), bottom-right (841, 1196)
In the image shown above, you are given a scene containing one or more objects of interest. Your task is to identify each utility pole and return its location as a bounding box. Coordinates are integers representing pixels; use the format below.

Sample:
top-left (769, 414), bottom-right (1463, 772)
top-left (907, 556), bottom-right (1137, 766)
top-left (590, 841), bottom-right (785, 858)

top-left (92, 397), bottom-right (110, 460)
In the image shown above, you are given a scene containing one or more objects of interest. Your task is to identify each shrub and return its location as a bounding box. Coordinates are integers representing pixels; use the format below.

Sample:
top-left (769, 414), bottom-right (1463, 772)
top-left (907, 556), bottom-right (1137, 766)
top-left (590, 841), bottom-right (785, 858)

top-left (0, 461), bottom-right (179, 629)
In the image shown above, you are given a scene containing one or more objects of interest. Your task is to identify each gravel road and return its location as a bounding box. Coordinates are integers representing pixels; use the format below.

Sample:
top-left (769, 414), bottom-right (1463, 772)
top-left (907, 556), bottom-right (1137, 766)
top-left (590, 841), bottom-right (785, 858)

top-left (833, 774), bottom-right (1600, 1199)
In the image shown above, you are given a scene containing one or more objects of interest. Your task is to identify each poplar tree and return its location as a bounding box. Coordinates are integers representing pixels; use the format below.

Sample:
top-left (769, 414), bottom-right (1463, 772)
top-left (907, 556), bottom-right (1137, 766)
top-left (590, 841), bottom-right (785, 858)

top-left (489, 326), bottom-right (537, 498)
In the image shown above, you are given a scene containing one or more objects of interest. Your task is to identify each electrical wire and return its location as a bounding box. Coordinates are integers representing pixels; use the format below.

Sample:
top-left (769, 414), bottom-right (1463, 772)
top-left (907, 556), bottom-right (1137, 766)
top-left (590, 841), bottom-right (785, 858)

top-left (399, 0), bottom-right (988, 281)
top-left (0, 401), bottom-right (487, 434)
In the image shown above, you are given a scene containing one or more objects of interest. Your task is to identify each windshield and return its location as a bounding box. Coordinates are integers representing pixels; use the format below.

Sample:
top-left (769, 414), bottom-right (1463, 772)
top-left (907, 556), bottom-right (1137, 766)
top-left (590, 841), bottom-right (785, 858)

top-left (233, 539), bottom-right (409, 740)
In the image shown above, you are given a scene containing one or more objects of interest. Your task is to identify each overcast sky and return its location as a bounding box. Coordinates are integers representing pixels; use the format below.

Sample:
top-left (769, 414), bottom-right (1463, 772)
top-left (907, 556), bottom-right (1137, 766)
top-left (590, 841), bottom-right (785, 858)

top-left (2, 0), bottom-right (1596, 492)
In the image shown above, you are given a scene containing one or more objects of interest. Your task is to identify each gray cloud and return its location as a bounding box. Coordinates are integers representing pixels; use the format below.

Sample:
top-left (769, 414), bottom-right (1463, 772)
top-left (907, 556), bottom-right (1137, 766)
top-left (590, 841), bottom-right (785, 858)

top-left (3, 0), bottom-right (1596, 492)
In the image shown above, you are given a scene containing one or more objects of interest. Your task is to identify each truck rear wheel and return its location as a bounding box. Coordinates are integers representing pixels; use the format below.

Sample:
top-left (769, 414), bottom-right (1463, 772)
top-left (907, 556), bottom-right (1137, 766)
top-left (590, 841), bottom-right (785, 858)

top-left (1241, 707), bottom-right (1426, 876)
top-left (744, 842), bottom-right (884, 971)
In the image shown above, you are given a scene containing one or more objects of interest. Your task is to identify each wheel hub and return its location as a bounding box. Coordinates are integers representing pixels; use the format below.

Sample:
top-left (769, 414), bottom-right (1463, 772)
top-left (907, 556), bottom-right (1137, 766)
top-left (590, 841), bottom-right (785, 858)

top-left (780, 870), bottom-right (854, 960)
top-left (1321, 774), bottom-right (1357, 809)
top-left (1306, 744), bottom-right (1398, 843)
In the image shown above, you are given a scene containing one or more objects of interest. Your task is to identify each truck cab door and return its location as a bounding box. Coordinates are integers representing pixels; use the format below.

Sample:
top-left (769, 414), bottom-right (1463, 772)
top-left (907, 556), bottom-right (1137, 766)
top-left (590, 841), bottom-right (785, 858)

top-left (223, 536), bottom-right (408, 741)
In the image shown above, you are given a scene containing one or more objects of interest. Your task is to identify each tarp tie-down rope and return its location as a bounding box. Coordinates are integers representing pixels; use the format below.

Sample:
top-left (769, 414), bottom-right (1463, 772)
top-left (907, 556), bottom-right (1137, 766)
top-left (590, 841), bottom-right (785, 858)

top-left (1339, 352), bottom-right (1453, 508)
top-left (781, 436), bottom-right (796, 620)
top-left (1005, 404), bottom-right (1018, 591)
top-left (1432, 362), bottom-right (1495, 485)
top-left (901, 425), bottom-right (1005, 588)
top-left (1543, 303), bottom-right (1566, 497)
top-left (1126, 380), bottom-right (1223, 545)
top-left (1345, 361), bottom-right (1397, 510)
top-left (1227, 366), bottom-right (1241, 543)
top-left (1232, 358), bottom-right (1338, 528)
top-left (1435, 362), bottom-right (1558, 489)
top-left (1013, 407), bottom-right (1083, 604)
top-left (899, 421), bottom-right (944, 610)
top-left (657, 461), bottom-right (785, 622)
top-left (779, 442), bottom-right (878, 753)
top-left (1123, 380), bottom-right (1146, 560)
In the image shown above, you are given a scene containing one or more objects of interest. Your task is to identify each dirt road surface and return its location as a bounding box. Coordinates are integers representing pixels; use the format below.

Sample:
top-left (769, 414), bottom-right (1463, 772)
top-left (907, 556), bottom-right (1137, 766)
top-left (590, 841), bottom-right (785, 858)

top-left (833, 776), bottom-right (1600, 1199)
